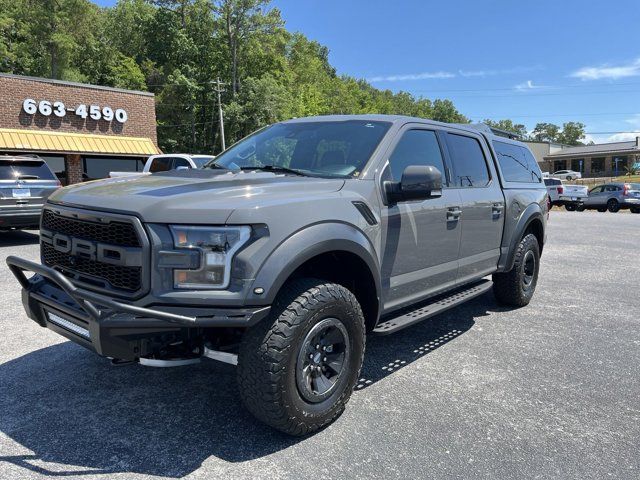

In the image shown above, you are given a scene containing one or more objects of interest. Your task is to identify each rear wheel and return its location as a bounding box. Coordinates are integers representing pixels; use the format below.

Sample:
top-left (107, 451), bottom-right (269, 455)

top-left (566, 175), bottom-right (573, 181)
top-left (493, 233), bottom-right (540, 307)
top-left (607, 199), bottom-right (620, 213)
top-left (237, 278), bottom-right (365, 436)
top-left (576, 204), bottom-right (585, 212)
top-left (565, 204), bottom-right (576, 211)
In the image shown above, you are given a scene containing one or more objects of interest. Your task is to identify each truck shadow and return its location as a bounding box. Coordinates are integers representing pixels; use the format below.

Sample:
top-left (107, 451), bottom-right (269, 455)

top-left (0, 293), bottom-right (503, 477)
top-left (0, 229), bottom-right (40, 246)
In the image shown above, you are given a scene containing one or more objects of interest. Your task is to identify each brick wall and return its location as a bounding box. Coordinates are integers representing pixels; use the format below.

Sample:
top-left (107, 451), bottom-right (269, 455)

top-left (0, 74), bottom-right (157, 144)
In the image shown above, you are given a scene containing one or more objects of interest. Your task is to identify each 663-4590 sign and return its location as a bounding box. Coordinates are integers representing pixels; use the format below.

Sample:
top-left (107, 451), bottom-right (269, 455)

top-left (22, 98), bottom-right (128, 123)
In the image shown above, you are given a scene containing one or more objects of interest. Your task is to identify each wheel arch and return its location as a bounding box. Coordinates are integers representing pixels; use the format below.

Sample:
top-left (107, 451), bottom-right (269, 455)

top-left (499, 206), bottom-right (545, 272)
top-left (247, 223), bottom-right (381, 330)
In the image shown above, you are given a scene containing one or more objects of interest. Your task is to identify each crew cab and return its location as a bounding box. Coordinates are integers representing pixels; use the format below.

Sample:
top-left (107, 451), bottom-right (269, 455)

top-left (109, 153), bottom-right (215, 178)
top-left (8, 115), bottom-right (547, 436)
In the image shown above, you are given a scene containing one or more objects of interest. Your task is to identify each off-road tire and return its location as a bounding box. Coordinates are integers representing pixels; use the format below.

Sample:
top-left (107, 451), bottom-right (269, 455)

top-left (237, 278), bottom-right (365, 436)
top-left (607, 199), bottom-right (620, 213)
top-left (492, 233), bottom-right (540, 307)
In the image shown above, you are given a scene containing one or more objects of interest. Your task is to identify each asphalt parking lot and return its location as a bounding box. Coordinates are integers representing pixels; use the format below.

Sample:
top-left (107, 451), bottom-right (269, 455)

top-left (0, 211), bottom-right (638, 480)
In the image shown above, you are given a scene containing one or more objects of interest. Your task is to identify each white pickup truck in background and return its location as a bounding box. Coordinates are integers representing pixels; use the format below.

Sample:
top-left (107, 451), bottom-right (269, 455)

top-left (109, 154), bottom-right (215, 178)
top-left (544, 178), bottom-right (588, 210)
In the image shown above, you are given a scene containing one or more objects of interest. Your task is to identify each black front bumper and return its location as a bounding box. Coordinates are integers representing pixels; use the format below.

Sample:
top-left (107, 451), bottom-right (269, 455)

top-left (7, 256), bottom-right (270, 360)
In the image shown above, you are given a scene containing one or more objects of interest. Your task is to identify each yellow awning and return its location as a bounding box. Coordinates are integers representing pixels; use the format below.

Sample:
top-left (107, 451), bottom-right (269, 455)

top-left (0, 128), bottom-right (160, 156)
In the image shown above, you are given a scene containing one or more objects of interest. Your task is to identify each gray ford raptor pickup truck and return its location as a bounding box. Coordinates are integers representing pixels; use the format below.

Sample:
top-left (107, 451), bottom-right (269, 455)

top-left (8, 115), bottom-right (548, 435)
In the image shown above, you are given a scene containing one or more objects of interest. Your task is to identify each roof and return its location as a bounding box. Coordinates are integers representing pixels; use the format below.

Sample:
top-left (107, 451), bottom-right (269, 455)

top-left (0, 128), bottom-right (160, 157)
top-left (0, 73), bottom-right (154, 97)
top-left (545, 140), bottom-right (639, 158)
top-left (281, 115), bottom-right (516, 142)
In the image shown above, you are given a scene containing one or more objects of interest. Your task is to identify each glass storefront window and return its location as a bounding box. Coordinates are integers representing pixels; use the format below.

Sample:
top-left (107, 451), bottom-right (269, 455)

top-left (83, 156), bottom-right (145, 181)
top-left (40, 155), bottom-right (66, 184)
top-left (591, 157), bottom-right (605, 174)
top-left (571, 159), bottom-right (584, 172)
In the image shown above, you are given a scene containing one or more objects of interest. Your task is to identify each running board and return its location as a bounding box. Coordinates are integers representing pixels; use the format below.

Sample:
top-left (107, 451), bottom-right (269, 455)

top-left (373, 279), bottom-right (493, 335)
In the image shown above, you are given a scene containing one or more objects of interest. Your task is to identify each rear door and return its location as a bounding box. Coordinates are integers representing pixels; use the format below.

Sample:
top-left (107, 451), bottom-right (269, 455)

top-left (443, 131), bottom-right (505, 284)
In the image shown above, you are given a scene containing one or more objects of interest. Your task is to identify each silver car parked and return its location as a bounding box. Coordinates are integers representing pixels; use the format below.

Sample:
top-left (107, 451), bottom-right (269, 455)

top-left (0, 155), bottom-right (61, 230)
top-left (579, 183), bottom-right (640, 213)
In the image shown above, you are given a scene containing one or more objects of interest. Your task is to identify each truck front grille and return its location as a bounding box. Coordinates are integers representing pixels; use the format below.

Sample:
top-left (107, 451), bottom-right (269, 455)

top-left (42, 242), bottom-right (142, 292)
top-left (42, 210), bottom-right (140, 247)
top-left (40, 207), bottom-right (148, 296)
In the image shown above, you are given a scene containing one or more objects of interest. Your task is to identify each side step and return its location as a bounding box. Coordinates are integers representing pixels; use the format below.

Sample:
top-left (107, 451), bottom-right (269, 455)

top-left (373, 279), bottom-right (493, 335)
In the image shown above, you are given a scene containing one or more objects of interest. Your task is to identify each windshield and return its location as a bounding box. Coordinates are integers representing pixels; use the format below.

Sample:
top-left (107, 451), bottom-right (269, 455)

top-left (0, 160), bottom-right (56, 180)
top-left (208, 120), bottom-right (391, 177)
top-left (191, 156), bottom-right (215, 168)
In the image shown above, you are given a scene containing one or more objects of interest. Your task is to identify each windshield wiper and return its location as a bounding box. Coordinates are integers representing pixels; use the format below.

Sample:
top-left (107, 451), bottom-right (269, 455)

top-left (239, 165), bottom-right (308, 177)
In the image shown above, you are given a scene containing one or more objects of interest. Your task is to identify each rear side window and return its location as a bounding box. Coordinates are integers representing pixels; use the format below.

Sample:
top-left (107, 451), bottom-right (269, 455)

top-left (149, 157), bottom-right (174, 172)
top-left (0, 160), bottom-right (56, 180)
top-left (493, 141), bottom-right (541, 183)
top-left (446, 134), bottom-right (490, 188)
top-left (173, 158), bottom-right (191, 168)
top-left (388, 130), bottom-right (446, 183)
top-left (590, 186), bottom-right (603, 193)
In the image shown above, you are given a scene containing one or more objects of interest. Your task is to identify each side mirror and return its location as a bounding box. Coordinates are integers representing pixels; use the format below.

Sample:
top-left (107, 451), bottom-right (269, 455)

top-left (385, 165), bottom-right (443, 203)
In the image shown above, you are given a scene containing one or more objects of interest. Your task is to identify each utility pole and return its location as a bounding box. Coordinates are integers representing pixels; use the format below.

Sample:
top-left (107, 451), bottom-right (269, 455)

top-left (213, 78), bottom-right (227, 152)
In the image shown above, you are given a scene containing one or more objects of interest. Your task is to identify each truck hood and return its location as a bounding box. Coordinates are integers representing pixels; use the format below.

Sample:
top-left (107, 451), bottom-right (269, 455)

top-left (49, 169), bottom-right (345, 224)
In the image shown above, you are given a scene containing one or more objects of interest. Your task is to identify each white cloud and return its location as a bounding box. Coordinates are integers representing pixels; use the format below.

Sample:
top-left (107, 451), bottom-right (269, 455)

top-left (460, 65), bottom-right (542, 78)
top-left (367, 65), bottom-right (542, 83)
top-left (570, 57), bottom-right (640, 80)
top-left (367, 71), bottom-right (455, 82)
top-left (606, 131), bottom-right (640, 142)
top-left (514, 80), bottom-right (548, 91)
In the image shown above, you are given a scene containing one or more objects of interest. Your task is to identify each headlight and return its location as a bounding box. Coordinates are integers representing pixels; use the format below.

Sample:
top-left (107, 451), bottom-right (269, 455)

top-left (170, 225), bottom-right (251, 289)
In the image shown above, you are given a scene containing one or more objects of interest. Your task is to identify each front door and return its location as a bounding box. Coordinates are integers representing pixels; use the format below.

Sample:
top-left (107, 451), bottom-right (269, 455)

top-left (443, 131), bottom-right (505, 284)
top-left (379, 126), bottom-right (462, 312)
top-left (584, 185), bottom-right (605, 207)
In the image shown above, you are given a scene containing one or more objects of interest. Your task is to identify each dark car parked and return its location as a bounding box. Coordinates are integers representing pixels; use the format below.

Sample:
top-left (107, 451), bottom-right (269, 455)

top-left (0, 155), bottom-right (60, 230)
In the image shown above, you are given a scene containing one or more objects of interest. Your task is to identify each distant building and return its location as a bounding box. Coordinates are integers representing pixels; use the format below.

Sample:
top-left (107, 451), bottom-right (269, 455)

top-left (0, 73), bottom-right (160, 185)
top-left (523, 140), bottom-right (567, 169)
top-left (541, 138), bottom-right (640, 177)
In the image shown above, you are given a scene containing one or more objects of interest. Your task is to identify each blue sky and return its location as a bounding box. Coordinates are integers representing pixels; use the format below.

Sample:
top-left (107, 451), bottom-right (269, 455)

top-left (92, 0), bottom-right (640, 143)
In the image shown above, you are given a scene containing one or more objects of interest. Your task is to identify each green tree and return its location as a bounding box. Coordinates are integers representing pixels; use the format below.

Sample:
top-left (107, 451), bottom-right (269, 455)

top-left (483, 119), bottom-right (528, 138)
top-left (213, 0), bottom-right (283, 95)
top-left (557, 122), bottom-right (586, 146)
top-left (532, 122), bottom-right (560, 142)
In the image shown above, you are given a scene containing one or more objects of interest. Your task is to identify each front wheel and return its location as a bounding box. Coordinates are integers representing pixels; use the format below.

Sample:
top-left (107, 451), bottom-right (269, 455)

top-left (237, 278), bottom-right (365, 436)
top-left (576, 204), bottom-right (586, 212)
top-left (493, 233), bottom-right (540, 307)
top-left (607, 199), bottom-right (620, 213)
top-left (565, 204), bottom-right (576, 211)
top-left (566, 176), bottom-right (572, 181)
top-left (631, 207), bottom-right (640, 214)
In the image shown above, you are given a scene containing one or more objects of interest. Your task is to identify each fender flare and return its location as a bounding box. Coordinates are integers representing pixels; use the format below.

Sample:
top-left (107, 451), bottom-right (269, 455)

top-left (499, 204), bottom-right (545, 272)
top-left (246, 222), bottom-right (381, 311)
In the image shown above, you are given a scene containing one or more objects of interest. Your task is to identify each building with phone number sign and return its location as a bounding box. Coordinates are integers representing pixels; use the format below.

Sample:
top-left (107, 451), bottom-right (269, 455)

top-left (0, 73), bottom-right (160, 184)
